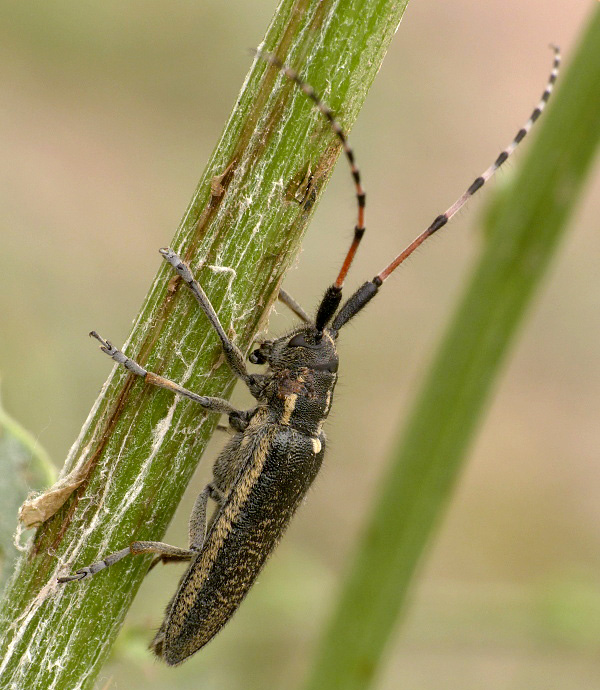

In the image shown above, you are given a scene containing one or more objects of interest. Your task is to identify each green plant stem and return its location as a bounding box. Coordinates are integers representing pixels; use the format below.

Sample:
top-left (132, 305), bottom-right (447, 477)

top-left (303, 7), bottom-right (600, 690)
top-left (0, 0), bottom-right (409, 687)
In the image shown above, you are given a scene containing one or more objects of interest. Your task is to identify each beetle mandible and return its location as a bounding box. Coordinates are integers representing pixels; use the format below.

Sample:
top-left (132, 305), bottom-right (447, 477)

top-left (58, 47), bottom-right (561, 665)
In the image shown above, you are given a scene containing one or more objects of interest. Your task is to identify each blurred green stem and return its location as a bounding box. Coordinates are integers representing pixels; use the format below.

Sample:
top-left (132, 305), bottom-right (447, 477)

top-left (303, 7), bottom-right (600, 690)
top-left (0, 1), bottom-right (410, 688)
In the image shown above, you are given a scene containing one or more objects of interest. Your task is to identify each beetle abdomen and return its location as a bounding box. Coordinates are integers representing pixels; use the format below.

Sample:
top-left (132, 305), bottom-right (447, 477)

top-left (153, 426), bottom-right (325, 665)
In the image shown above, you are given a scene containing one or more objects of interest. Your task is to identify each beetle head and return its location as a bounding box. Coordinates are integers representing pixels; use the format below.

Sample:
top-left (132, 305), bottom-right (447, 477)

top-left (249, 325), bottom-right (338, 373)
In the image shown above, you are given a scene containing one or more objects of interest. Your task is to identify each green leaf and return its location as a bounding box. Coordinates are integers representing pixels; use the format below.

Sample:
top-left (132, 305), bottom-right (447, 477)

top-left (0, 390), bottom-right (55, 589)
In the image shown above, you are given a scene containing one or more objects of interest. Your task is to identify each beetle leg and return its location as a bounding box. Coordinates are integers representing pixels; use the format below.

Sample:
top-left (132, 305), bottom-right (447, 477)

top-left (188, 483), bottom-right (224, 551)
top-left (58, 542), bottom-right (194, 583)
top-left (159, 248), bottom-right (265, 398)
top-left (90, 331), bottom-right (244, 417)
top-left (149, 484), bottom-right (225, 571)
top-left (278, 288), bottom-right (310, 323)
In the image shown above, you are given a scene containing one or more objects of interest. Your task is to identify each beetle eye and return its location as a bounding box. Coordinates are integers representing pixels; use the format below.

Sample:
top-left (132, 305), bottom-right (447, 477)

top-left (288, 334), bottom-right (307, 347)
top-left (249, 349), bottom-right (267, 364)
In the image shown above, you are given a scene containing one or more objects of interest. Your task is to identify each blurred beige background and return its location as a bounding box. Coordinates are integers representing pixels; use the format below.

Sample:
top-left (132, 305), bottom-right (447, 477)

top-left (1, 1), bottom-right (599, 689)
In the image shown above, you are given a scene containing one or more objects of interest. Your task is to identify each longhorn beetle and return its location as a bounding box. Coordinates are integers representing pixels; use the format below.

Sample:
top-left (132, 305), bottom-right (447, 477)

top-left (58, 47), bottom-right (561, 665)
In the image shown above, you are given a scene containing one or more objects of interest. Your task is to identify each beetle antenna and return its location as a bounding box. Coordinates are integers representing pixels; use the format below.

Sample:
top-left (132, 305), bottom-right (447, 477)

top-left (254, 49), bottom-right (366, 331)
top-left (331, 45), bottom-right (561, 333)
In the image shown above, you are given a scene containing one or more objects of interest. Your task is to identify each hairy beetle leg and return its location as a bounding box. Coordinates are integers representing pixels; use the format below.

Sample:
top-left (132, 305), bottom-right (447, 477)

top-left (159, 248), bottom-right (264, 398)
top-left (278, 288), bottom-right (310, 323)
top-left (58, 542), bottom-right (195, 584)
top-left (89, 331), bottom-right (244, 418)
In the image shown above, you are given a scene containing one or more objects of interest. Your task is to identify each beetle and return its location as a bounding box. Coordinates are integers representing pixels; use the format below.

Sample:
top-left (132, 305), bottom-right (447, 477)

top-left (58, 47), bottom-right (560, 665)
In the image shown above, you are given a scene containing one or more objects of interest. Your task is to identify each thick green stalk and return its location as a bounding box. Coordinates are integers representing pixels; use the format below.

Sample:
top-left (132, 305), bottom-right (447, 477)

top-left (303, 7), bottom-right (600, 690)
top-left (0, 0), bottom-right (409, 687)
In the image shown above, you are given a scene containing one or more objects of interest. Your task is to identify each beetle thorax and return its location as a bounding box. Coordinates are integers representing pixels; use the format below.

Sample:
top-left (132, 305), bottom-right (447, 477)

top-left (252, 326), bottom-right (339, 435)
